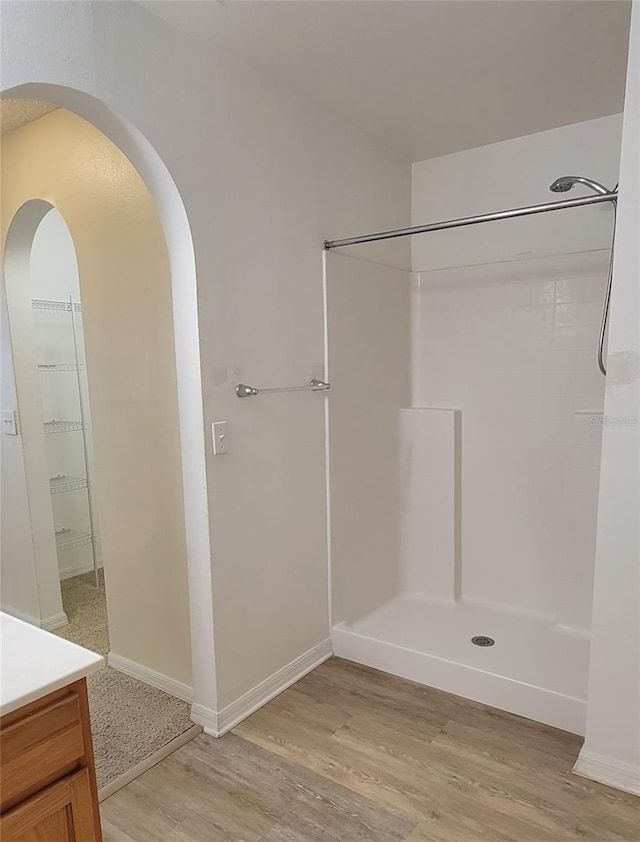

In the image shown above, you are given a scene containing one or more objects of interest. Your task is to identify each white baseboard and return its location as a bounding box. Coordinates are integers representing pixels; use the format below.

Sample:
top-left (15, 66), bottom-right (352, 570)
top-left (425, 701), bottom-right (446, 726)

top-left (108, 652), bottom-right (193, 703)
top-left (2, 606), bottom-right (41, 627)
top-left (41, 612), bottom-right (69, 631)
top-left (217, 638), bottom-right (333, 736)
top-left (573, 749), bottom-right (640, 796)
top-left (191, 638), bottom-right (333, 738)
top-left (59, 560), bottom-right (104, 581)
top-left (190, 702), bottom-right (219, 734)
top-left (3, 606), bottom-right (68, 632)
top-left (332, 623), bottom-right (586, 736)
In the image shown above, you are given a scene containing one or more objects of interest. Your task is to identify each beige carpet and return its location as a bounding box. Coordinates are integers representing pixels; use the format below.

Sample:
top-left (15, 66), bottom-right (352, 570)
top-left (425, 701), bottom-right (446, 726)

top-left (55, 571), bottom-right (193, 789)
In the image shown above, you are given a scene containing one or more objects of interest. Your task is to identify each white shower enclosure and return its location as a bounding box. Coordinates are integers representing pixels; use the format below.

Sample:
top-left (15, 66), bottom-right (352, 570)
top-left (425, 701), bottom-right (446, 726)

top-left (326, 251), bottom-right (606, 736)
top-left (324, 119), bottom-right (620, 736)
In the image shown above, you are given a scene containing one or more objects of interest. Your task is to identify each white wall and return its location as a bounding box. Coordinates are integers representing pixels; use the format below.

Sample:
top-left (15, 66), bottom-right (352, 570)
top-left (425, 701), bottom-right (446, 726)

top-left (30, 210), bottom-right (80, 299)
top-left (575, 3), bottom-right (640, 795)
top-left (1, 0), bottom-right (410, 713)
top-left (325, 253), bottom-right (411, 625)
top-left (2, 199), bottom-right (67, 630)
top-left (183, 30), bottom-right (409, 710)
top-left (410, 117), bottom-right (622, 627)
top-left (0, 282), bottom-right (41, 624)
top-left (2, 109), bottom-right (192, 687)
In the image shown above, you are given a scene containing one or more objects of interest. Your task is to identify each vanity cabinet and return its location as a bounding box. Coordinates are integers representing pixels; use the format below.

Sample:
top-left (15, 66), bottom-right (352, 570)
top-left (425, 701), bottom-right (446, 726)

top-left (0, 678), bottom-right (102, 841)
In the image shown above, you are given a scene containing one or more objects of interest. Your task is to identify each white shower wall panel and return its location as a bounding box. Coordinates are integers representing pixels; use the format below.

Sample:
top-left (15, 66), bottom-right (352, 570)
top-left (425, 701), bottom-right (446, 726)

top-left (414, 251), bottom-right (607, 626)
top-left (557, 411), bottom-right (603, 634)
top-left (398, 407), bottom-right (460, 601)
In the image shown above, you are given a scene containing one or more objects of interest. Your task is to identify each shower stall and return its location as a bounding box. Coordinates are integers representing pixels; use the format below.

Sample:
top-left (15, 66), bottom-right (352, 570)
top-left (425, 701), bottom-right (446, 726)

top-left (324, 167), bottom-right (618, 736)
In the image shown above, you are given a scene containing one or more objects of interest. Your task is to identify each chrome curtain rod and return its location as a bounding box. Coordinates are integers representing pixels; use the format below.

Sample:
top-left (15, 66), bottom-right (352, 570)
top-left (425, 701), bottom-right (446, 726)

top-left (323, 191), bottom-right (618, 250)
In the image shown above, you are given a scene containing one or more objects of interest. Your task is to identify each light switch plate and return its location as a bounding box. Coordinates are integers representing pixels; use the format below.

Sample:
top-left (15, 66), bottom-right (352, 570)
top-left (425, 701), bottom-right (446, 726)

top-left (2, 410), bottom-right (18, 436)
top-left (212, 421), bottom-right (228, 455)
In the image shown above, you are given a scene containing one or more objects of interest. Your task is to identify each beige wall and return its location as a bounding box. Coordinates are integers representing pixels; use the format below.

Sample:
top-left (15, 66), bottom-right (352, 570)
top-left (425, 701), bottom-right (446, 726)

top-left (1, 108), bottom-right (192, 686)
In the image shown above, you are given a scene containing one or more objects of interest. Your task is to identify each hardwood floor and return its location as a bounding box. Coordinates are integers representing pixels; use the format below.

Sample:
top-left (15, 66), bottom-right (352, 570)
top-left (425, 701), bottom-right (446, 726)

top-left (101, 657), bottom-right (639, 841)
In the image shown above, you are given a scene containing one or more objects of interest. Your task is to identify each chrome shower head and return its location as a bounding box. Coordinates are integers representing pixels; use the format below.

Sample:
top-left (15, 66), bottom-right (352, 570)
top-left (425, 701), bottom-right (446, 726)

top-left (549, 175), bottom-right (611, 196)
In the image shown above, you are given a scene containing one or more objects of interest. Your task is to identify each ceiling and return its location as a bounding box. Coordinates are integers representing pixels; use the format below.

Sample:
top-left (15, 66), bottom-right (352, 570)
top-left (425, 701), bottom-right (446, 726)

top-left (0, 99), bottom-right (59, 135)
top-left (139, 0), bottom-right (631, 161)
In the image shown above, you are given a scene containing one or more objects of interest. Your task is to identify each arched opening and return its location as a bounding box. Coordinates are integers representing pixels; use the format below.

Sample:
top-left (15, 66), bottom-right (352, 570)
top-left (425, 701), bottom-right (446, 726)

top-left (1, 88), bottom-right (216, 787)
top-left (3, 202), bottom-right (104, 624)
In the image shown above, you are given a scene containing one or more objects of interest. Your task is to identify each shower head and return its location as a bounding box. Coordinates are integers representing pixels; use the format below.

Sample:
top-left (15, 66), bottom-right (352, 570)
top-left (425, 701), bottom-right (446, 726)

top-left (549, 175), bottom-right (611, 196)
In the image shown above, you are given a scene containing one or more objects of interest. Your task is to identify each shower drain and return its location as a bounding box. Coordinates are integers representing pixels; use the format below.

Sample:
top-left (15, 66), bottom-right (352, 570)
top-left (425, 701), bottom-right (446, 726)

top-left (471, 635), bottom-right (495, 647)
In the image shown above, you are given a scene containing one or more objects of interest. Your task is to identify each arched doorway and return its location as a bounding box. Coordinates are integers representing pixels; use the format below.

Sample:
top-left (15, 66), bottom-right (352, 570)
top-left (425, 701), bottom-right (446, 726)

top-left (0, 87), bottom-right (217, 773)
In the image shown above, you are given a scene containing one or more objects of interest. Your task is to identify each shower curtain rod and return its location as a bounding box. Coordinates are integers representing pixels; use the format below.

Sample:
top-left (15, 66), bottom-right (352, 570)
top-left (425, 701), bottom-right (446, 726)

top-left (323, 190), bottom-right (618, 250)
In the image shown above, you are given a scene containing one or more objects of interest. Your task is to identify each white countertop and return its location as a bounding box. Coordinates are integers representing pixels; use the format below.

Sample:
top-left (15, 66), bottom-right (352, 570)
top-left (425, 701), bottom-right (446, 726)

top-left (0, 612), bottom-right (104, 716)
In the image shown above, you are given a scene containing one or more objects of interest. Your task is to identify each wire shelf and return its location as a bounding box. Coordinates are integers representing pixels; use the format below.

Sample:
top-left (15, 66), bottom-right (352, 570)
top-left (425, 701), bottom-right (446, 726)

top-left (55, 528), bottom-right (94, 552)
top-left (38, 363), bottom-right (82, 372)
top-left (50, 475), bottom-right (89, 494)
top-left (32, 298), bottom-right (82, 313)
top-left (44, 420), bottom-right (87, 434)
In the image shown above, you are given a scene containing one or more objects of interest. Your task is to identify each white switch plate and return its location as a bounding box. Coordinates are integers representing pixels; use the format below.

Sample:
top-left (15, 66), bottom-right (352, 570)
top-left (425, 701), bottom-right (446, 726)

top-left (2, 410), bottom-right (18, 436)
top-left (212, 421), bottom-right (228, 455)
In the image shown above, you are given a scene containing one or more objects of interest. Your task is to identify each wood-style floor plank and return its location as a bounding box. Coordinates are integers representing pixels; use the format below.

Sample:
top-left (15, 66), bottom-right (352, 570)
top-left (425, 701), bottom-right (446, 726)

top-left (101, 657), bottom-right (639, 841)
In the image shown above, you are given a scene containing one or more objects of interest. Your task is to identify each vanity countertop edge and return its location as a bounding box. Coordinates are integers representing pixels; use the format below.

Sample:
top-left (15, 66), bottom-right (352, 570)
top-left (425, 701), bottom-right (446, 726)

top-left (0, 611), bottom-right (104, 716)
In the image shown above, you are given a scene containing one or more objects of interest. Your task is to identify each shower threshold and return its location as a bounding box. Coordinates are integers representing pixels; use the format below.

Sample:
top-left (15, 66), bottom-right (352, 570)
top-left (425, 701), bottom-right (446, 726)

top-left (332, 593), bottom-right (589, 735)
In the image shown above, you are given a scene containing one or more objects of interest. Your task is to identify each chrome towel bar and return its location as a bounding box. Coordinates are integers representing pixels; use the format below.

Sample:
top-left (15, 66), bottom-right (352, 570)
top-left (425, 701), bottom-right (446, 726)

top-left (236, 378), bottom-right (330, 398)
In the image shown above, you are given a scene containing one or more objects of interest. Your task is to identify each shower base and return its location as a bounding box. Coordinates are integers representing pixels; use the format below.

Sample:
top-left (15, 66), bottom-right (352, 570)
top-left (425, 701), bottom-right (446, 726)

top-left (332, 593), bottom-right (589, 735)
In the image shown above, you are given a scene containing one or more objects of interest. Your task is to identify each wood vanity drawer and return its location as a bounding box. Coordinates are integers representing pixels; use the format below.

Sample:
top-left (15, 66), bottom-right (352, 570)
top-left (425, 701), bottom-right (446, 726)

top-left (0, 690), bottom-right (85, 812)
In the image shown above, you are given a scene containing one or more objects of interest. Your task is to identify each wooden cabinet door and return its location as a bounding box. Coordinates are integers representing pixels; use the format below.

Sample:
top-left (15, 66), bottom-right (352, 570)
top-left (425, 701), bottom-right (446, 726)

top-left (0, 769), bottom-right (101, 841)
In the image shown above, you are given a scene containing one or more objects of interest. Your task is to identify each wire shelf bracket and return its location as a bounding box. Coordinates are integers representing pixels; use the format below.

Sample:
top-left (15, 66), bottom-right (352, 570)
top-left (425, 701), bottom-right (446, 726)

top-left (55, 528), bottom-right (95, 552)
top-left (32, 298), bottom-right (82, 312)
top-left (39, 363), bottom-right (82, 372)
top-left (50, 475), bottom-right (89, 494)
top-left (44, 420), bottom-right (88, 434)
